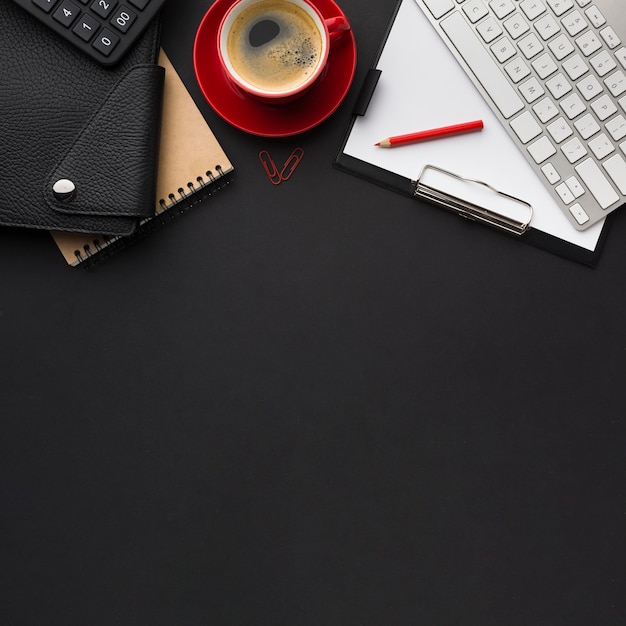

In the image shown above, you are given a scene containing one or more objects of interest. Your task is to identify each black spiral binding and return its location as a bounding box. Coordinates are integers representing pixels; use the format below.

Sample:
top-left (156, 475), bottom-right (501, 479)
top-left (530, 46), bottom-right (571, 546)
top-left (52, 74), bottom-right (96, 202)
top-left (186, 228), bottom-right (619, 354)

top-left (73, 165), bottom-right (232, 268)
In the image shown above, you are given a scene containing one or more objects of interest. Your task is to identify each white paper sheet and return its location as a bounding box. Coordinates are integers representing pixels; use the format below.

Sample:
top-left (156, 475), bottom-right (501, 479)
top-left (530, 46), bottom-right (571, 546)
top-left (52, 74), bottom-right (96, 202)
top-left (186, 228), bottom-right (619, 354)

top-left (343, 0), bottom-right (605, 251)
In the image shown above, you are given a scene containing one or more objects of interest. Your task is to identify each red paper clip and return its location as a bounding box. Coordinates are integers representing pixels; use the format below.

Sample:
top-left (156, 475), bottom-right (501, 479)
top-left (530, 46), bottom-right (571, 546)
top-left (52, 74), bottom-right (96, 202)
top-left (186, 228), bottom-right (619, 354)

top-left (259, 150), bottom-right (282, 185)
top-left (259, 148), bottom-right (305, 184)
top-left (280, 147), bottom-right (304, 181)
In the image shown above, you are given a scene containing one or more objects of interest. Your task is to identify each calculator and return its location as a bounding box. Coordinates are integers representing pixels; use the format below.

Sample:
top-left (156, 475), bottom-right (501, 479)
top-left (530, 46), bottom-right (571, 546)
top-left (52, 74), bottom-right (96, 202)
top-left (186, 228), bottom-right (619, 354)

top-left (11, 0), bottom-right (167, 66)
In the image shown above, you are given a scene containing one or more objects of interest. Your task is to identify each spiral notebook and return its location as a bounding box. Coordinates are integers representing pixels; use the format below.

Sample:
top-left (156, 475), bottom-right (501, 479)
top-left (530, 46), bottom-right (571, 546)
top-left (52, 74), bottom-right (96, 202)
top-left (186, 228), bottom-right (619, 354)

top-left (334, 0), bottom-right (611, 265)
top-left (51, 50), bottom-right (234, 267)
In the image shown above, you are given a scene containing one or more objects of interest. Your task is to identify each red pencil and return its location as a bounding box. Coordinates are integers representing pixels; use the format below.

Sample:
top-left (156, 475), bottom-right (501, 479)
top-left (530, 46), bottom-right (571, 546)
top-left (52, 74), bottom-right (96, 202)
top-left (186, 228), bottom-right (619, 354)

top-left (375, 120), bottom-right (484, 148)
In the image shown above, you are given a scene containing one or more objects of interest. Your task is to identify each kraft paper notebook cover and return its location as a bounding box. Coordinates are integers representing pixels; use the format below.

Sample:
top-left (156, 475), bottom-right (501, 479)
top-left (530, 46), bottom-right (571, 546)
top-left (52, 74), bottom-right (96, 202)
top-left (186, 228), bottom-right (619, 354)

top-left (0, 1), bottom-right (164, 236)
top-left (51, 51), bottom-right (235, 267)
top-left (334, 0), bottom-right (611, 266)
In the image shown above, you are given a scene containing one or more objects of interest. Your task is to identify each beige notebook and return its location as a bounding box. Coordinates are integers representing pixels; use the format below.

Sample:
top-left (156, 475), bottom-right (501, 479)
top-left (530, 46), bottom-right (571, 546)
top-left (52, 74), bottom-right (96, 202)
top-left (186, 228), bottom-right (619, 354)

top-left (51, 50), bottom-right (234, 266)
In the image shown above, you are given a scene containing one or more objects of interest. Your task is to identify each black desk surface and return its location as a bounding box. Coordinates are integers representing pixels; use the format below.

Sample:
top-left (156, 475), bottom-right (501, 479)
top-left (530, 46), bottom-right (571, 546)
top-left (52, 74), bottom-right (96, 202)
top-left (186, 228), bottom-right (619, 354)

top-left (2, 1), bottom-right (625, 624)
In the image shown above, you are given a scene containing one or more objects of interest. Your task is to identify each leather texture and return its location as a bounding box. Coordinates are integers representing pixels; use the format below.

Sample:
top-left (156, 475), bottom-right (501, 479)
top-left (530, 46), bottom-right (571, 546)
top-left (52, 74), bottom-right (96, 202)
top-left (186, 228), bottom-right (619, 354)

top-left (1, 2), bottom-right (164, 235)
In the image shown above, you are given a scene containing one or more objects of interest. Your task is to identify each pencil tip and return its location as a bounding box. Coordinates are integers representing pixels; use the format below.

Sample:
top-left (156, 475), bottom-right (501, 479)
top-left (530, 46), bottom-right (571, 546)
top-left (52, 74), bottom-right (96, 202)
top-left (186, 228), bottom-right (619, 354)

top-left (374, 142), bottom-right (380, 146)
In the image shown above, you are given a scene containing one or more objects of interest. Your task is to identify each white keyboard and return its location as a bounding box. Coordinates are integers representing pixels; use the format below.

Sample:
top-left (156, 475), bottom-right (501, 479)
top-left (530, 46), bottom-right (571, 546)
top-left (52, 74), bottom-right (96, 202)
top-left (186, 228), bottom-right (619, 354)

top-left (415, 0), bottom-right (626, 230)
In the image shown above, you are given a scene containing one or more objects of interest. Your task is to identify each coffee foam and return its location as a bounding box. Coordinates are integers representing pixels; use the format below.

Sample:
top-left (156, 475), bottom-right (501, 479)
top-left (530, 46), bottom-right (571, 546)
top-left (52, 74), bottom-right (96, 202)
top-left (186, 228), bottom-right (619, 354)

top-left (227, 1), bottom-right (323, 93)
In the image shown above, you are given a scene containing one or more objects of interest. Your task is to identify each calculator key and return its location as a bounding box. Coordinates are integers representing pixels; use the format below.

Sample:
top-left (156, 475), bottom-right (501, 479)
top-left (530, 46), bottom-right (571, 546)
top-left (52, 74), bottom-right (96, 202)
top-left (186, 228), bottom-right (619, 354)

top-left (33, 0), bottom-right (58, 12)
top-left (91, 0), bottom-right (117, 19)
top-left (92, 27), bottom-right (120, 56)
top-left (72, 13), bottom-right (99, 41)
top-left (53, 0), bottom-right (80, 27)
top-left (128, 0), bottom-right (150, 9)
top-left (110, 6), bottom-right (137, 33)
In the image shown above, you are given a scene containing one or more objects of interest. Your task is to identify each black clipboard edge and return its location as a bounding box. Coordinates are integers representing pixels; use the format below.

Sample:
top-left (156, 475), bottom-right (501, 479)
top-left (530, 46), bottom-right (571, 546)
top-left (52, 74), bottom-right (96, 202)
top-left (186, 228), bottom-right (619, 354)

top-left (332, 0), bottom-right (610, 268)
top-left (334, 150), bottom-right (610, 267)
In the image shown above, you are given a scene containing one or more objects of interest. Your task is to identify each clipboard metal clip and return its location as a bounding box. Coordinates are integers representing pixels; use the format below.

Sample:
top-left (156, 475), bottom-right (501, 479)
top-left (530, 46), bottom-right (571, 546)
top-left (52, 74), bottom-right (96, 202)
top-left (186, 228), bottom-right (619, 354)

top-left (413, 164), bottom-right (533, 236)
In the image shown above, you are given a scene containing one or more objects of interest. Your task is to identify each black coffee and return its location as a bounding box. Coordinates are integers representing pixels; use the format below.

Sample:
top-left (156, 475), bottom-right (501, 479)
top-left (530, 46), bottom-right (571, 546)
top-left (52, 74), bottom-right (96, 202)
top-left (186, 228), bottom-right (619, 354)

top-left (226, 1), bottom-right (323, 93)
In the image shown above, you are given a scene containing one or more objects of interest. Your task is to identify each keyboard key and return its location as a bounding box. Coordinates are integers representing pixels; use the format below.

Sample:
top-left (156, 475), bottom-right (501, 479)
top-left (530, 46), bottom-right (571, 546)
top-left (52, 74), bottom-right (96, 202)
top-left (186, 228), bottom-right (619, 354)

top-left (589, 50), bottom-right (616, 76)
top-left (584, 5), bottom-right (606, 28)
top-left (489, 0), bottom-right (516, 19)
top-left (519, 77), bottom-right (545, 103)
top-left (440, 11), bottom-right (524, 118)
top-left (561, 10), bottom-right (587, 37)
top-left (491, 37), bottom-right (516, 62)
top-left (547, 0), bottom-right (574, 17)
top-left (533, 96), bottom-right (559, 122)
top-left (562, 137), bottom-right (588, 162)
top-left (546, 72), bottom-right (573, 99)
top-left (535, 14), bottom-right (560, 41)
top-left (528, 136), bottom-right (557, 162)
top-left (605, 70), bottom-right (626, 97)
top-left (600, 27), bottom-right (620, 50)
top-left (511, 111), bottom-right (542, 142)
top-left (477, 17), bottom-right (502, 44)
top-left (575, 157), bottom-right (620, 207)
top-left (577, 74), bottom-right (603, 100)
top-left (422, 0), bottom-right (455, 19)
top-left (542, 162), bottom-right (562, 183)
top-left (549, 34), bottom-right (575, 60)
top-left (518, 33), bottom-right (544, 59)
top-left (556, 182), bottom-right (575, 203)
top-left (603, 154), bottom-right (626, 193)
top-left (532, 52), bottom-right (558, 79)
top-left (520, 0), bottom-right (546, 21)
top-left (574, 112), bottom-right (601, 138)
top-left (503, 13), bottom-right (530, 40)
top-left (128, 0), bottom-right (149, 8)
top-left (565, 176), bottom-right (585, 197)
top-left (569, 203), bottom-right (590, 225)
top-left (505, 57), bottom-right (531, 82)
top-left (591, 94), bottom-right (617, 120)
top-left (560, 92), bottom-right (586, 119)
top-left (547, 116), bottom-right (573, 142)
top-left (606, 115), bottom-right (626, 141)
top-left (576, 30), bottom-right (602, 56)
top-left (463, 0), bottom-right (489, 23)
top-left (589, 133), bottom-right (615, 159)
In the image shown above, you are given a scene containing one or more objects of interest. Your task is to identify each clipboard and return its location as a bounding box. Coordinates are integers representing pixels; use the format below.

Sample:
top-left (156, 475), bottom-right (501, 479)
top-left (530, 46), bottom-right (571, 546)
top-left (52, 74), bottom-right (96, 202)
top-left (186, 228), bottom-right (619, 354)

top-left (334, 0), bottom-right (612, 266)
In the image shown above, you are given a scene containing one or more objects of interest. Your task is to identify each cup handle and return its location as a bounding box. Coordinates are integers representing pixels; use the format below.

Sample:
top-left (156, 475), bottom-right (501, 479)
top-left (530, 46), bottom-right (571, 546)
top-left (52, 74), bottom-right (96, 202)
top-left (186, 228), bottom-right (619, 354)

top-left (325, 15), bottom-right (351, 42)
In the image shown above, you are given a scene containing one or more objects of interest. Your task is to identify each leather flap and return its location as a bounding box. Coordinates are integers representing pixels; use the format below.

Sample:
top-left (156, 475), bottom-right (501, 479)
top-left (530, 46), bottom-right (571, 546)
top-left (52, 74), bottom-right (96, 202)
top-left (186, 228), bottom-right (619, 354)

top-left (45, 64), bottom-right (165, 219)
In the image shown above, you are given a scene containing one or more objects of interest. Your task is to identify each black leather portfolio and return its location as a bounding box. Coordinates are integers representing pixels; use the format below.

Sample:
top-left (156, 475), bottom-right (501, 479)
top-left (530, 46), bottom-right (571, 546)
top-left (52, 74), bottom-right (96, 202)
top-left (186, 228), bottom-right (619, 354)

top-left (0, 2), bottom-right (164, 235)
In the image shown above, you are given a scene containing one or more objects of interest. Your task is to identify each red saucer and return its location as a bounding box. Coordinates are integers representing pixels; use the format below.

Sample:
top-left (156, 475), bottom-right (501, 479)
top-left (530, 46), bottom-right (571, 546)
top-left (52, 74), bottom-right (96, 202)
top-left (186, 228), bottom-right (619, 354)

top-left (193, 0), bottom-right (357, 137)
